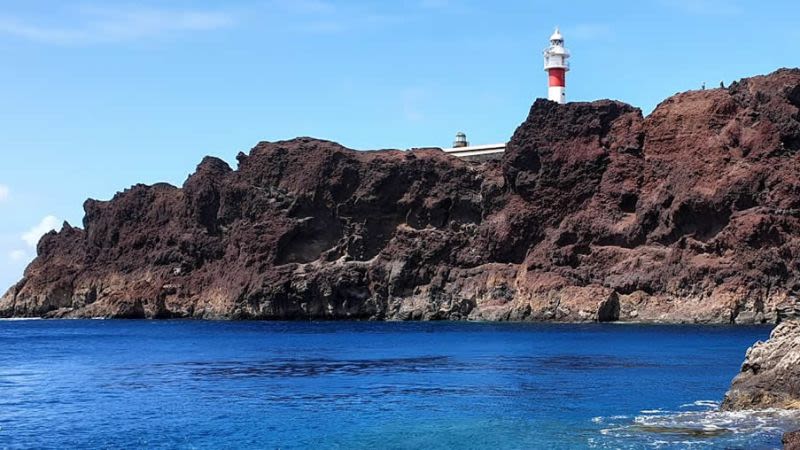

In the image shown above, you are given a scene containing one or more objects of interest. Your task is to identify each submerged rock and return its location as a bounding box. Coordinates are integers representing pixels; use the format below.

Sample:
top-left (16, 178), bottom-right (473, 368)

top-left (3, 69), bottom-right (800, 321)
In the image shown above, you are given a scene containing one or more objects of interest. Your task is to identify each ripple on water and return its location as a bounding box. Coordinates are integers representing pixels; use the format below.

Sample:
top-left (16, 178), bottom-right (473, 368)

top-left (176, 356), bottom-right (457, 379)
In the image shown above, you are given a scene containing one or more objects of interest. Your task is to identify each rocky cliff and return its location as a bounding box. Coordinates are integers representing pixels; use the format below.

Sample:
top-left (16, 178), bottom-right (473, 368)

top-left (3, 68), bottom-right (800, 321)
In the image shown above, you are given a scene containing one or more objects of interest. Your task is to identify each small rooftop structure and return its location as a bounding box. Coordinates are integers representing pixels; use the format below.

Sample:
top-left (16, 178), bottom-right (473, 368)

top-left (440, 132), bottom-right (504, 160)
top-left (443, 143), bottom-right (505, 161)
top-left (453, 132), bottom-right (469, 148)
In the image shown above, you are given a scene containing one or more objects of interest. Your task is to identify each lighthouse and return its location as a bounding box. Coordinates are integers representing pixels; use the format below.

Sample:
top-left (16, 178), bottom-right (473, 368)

top-left (543, 27), bottom-right (571, 104)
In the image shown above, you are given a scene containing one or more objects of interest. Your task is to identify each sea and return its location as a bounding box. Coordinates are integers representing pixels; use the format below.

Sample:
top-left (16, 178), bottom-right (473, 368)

top-left (0, 320), bottom-right (796, 449)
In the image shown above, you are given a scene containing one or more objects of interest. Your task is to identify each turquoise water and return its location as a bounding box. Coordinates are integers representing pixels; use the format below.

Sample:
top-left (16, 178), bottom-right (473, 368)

top-left (0, 320), bottom-right (795, 449)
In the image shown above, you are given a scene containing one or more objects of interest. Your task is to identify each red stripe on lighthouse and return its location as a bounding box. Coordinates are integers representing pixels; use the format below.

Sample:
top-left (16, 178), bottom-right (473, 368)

top-left (548, 69), bottom-right (566, 87)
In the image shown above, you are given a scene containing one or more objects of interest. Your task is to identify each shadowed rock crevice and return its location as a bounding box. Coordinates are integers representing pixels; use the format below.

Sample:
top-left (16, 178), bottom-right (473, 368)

top-left (669, 200), bottom-right (733, 243)
top-left (275, 214), bottom-right (344, 265)
top-left (618, 193), bottom-right (638, 213)
top-left (597, 293), bottom-right (621, 323)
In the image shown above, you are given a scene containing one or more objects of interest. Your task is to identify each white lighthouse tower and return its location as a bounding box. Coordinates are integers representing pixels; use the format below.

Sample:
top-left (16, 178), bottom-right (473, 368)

top-left (543, 27), bottom-right (571, 104)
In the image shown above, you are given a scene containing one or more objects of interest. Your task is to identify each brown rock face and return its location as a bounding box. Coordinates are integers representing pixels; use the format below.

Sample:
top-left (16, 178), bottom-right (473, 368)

top-left (784, 431), bottom-right (800, 450)
top-left (3, 68), bottom-right (800, 321)
top-left (722, 320), bottom-right (800, 410)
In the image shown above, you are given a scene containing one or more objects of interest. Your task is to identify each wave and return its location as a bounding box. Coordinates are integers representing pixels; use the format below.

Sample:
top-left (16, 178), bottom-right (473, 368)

top-left (680, 400), bottom-right (720, 409)
top-left (590, 400), bottom-right (800, 449)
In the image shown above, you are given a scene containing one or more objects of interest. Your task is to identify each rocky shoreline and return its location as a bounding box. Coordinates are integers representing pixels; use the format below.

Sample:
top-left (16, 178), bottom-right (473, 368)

top-left (723, 320), bottom-right (800, 411)
top-left (3, 68), bottom-right (800, 322)
top-left (721, 319), bottom-right (800, 448)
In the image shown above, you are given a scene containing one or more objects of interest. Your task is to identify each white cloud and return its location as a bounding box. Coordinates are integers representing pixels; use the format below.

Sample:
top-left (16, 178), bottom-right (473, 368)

top-left (8, 249), bottom-right (27, 262)
top-left (22, 215), bottom-right (61, 248)
top-left (0, 184), bottom-right (8, 202)
top-left (0, 6), bottom-right (236, 45)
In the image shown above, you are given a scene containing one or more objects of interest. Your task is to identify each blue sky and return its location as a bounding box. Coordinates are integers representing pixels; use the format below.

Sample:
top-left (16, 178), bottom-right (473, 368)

top-left (0, 0), bottom-right (798, 290)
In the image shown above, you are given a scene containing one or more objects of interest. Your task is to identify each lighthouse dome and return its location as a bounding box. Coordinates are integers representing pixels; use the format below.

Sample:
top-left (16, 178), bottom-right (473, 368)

top-left (453, 132), bottom-right (469, 148)
top-left (550, 28), bottom-right (563, 41)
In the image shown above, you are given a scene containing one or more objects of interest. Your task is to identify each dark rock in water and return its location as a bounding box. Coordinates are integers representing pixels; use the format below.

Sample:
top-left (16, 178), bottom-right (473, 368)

top-left (722, 320), bottom-right (800, 410)
top-left (3, 69), bottom-right (800, 321)
top-left (784, 430), bottom-right (800, 450)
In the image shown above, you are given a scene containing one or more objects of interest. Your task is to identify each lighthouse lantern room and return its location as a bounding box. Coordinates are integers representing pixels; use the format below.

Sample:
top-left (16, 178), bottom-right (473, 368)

top-left (543, 27), bottom-right (571, 104)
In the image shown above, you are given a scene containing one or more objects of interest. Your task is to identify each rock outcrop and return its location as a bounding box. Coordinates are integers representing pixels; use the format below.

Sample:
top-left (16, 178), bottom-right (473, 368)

top-left (784, 431), bottom-right (800, 450)
top-left (722, 320), bottom-right (800, 410)
top-left (3, 68), bottom-right (800, 321)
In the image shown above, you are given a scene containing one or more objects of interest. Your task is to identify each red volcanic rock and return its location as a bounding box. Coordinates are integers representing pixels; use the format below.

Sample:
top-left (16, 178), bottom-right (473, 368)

top-left (2, 68), bottom-right (800, 321)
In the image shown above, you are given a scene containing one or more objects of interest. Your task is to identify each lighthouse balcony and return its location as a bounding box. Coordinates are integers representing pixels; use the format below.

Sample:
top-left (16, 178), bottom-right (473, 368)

top-left (544, 60), bottom-right (570, 71)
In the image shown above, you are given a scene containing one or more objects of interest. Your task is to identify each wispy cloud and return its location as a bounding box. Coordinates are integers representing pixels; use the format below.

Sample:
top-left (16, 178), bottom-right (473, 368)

top-left (662, 0), bottom-right (744, 16)
top-left (8, 249), bottom-right (27, 262)
top-left (270, 0), bottom-right (407, 34)
top-left (22, 215), bottom-right (60, 248)
top-left (0, 6), bottom-right (236, 45)
top-left (0, 185), bottom-right (8, 202)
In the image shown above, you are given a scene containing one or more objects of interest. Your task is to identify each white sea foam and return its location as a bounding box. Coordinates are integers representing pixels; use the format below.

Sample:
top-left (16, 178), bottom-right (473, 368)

top-left (591, 402), bottom-right (800, 448)
top-left (680, 400), bottom-right (720, 409)
top-left (593, 415), bottom-right (629, 424)
top-left (0, 317), bottom-right (42, 321)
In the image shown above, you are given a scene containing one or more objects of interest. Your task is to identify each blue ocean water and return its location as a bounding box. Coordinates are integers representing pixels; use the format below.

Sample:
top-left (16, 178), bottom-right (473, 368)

top-left (0, 320), bottom-right (795, 449)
